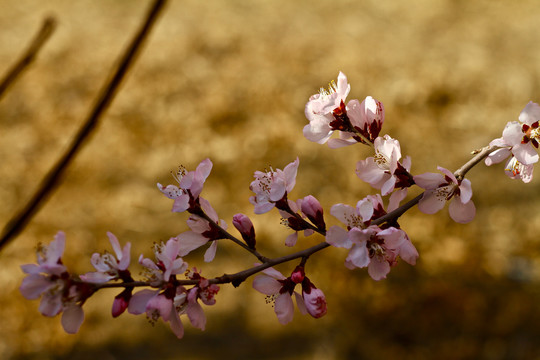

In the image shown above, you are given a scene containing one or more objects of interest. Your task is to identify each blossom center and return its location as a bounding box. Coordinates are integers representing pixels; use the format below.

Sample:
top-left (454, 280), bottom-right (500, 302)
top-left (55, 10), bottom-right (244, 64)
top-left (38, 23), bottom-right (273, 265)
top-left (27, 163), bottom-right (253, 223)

top-left (434, 183), bottom-right (458, 201)
top-left (319, 80), bottom-right (338, 98)
top-left (522, 121), bottom-right (540, 148)
top-left (505, 158), bottom-right (522, 176)
top-left (373, 151), bottom-right (390, 171)
top-left (171, 166), bottom-right (188, 185)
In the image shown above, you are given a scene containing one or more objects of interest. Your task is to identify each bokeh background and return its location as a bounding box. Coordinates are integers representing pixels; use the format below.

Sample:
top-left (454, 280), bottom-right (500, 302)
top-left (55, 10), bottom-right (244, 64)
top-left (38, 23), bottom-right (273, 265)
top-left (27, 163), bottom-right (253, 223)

top-left (1, 0), bottom-right (540, 359)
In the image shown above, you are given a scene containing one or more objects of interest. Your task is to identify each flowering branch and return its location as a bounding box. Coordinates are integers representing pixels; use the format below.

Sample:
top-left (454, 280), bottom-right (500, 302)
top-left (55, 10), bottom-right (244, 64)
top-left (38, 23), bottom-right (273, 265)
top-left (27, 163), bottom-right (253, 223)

top-left (19, 71), bottom-right (540, 338)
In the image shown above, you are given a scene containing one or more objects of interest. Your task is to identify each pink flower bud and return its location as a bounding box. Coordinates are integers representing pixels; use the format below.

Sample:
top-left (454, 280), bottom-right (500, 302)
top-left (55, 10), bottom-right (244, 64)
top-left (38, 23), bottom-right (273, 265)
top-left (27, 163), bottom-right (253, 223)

top-left (232, 213), bottom-right (256, 248)
top-left (290, 265), bottom-right (305, 284)
top-left (302, 285), bottom-right (327, 319)
top-left (112, 289), bottom-right (132, 318)
top-left (301, 195), bottom-right (325, 230)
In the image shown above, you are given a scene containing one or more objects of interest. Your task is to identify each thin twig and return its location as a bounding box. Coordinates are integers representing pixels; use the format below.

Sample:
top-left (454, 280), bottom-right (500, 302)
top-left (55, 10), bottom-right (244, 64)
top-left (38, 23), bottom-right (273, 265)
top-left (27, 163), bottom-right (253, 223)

top-left (0, 16), bottom-right (57, 100)
top-left (0, 0), bottom-right (168, 251)
top-left (374, 144), bottom-right (499, 225)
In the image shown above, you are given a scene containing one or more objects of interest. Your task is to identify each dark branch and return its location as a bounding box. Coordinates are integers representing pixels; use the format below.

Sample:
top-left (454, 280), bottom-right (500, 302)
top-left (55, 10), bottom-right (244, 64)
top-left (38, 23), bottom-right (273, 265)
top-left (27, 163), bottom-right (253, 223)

top-left (0, 16), bottom-right (56, 100)
top-left (0, 0), bottom-right (168, 251)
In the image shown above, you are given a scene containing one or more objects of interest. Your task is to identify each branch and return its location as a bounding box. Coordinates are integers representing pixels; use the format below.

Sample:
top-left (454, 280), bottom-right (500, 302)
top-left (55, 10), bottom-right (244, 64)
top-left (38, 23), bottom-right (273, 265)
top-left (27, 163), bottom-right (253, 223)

top-left (374, 144), bottom-right (499, 225)
top-left (0, 0), bottom-right (168, 251)
top-left (208, 144), bottom-right (500, 287)
top-left (71, 145), bottom-right (502, 290)
top-left (0, 16), bottom-right (57, 100)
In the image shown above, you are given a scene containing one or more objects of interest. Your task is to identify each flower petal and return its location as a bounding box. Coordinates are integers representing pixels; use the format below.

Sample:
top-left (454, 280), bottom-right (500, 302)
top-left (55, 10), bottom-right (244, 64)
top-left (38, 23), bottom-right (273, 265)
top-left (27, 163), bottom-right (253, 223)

top-left (204, 241), bottom-right (218, 262)
top-left (252, 275), bottom-right (282, 295)
top-left (417, 190), bottom-right (446, 214)
top-left (128, 289), bottom-right (158, 315)
top-left (367, 257), bottom-right (390, 281)
top-left (61, 304), bottom-right (84, 334)
top-left (325, 226), bottom-right (351, 249)
top-left (274, 293), bottom-right (294, 325)
top-left (176, 231), bottom-right (209, 256)
top-left (448, 197), bottom-right (476, 224)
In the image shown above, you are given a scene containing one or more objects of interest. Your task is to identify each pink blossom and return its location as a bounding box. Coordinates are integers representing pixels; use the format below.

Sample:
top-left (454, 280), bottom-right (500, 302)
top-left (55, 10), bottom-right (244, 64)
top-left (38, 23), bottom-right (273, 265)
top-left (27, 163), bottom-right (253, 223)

top-left (414, 166), bottom-right (475, 224)
top-left (356, 135), bottom-right (413, 195)
top-left (304, 72), bottom-right (350, 144)
top-left (327, 96), bottom-right (385, 148)
top-left (329, 193), bottom-right (389, 234)
top-left (300, 195), bottom-right (326, 230)
top-left (504, 156), bottom-right (534, 183)
top-left (139, 237), bottom-right (188, 285)
top-left (111, 289), bottom-right (131, 318)
top-left (129, 289), bottom-right (185, 338)
top-left (20, 231), bottom-right (66, 278)
top-left (327, 195), bottom-right (418, 281)
top-left (301, 281), bottom-right (327, 319)
top-left (498, 102), bottom-right (540, 165)
top-left (232, 213), bottom-right (256, 248)
top-left (249, 158), bottom-right (299, 214)
top-left (485, 137), bottom-right (534, 183)
top-left (19, 232), bottom-right (87, 334)
top-left (304, 72), bottom-right (385, 147)
top-left (278, 199), bottom-right (315, 247)
top-left (157, 158), bottom-right (213, 213)
top-left (252, 266), bottom-right (307, 324)
top-left (340, 226), bottom-right (411, 280)
top-left (128, 269), bottom-right (219, 339)
top-left (80, 232), bottom-right (131, 283)
top-left (182, 277), bottom-right (219, 331)
top-left (290, 266), bottom-right (305, 284)
top-left (176, 198), bottom-right (227, 262)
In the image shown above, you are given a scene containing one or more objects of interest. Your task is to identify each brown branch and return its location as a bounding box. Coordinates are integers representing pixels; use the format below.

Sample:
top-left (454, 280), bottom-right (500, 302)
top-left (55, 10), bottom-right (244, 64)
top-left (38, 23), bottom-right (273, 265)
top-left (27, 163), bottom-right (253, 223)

top-left (84, 144), bottom-right (502, 291)
top-left (0, 0), bottom-right (168, 251)
top-left (0, 16), bottom-right (57, 100)
top-left (373, 144), bottom-right (499, 225)
top-left (212, 144), bottom-right (500, 287)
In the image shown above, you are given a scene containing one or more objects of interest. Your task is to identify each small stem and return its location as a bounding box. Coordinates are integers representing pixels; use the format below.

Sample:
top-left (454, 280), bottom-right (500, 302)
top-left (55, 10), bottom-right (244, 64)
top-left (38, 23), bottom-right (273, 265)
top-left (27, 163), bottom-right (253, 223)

top-left (196, 209), bottom-right (269, 263)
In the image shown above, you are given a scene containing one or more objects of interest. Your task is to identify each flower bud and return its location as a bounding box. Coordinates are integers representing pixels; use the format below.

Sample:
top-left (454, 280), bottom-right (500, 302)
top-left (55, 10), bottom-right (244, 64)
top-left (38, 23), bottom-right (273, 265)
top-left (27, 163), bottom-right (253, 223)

top-left (302, 279), bottom-right (327, 319)
top-left (112, 288), bottom-right (132, 318)
top-left (232, 213), bottom-right (256, 249)
top-left (301, 195), bottom-right (326, 230)
top-left (290, 265), bottom-right (305, 284)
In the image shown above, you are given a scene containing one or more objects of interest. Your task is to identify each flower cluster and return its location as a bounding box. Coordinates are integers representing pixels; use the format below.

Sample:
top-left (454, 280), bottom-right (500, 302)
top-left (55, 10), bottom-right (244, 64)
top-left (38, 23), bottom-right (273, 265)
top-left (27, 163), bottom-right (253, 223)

top-left (19, 71), bottom-right (540, 339)
top-left (252, 265), bottom-right (327, 324)
top-left (485, 101), bottom-right (540, 182)
top-left (326, 194), bottom-right (418, 280)
top-left (304, 72), bottom-right (384, 148)
top-left (20, 232), bottom-right (91, 333)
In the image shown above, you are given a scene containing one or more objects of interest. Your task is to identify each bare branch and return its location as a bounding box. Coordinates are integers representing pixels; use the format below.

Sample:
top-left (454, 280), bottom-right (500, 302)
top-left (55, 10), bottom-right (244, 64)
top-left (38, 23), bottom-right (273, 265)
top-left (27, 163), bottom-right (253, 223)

top-left (0, 16), bottom-right (56, 100)
top-left (0, 0), bottom-right (168, 251)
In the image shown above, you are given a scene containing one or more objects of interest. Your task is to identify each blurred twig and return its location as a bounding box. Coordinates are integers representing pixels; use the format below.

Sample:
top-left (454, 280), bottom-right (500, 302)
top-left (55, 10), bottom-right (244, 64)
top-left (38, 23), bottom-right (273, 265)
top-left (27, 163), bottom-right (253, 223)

top-left (0, 0), bottom-right (168, 251)
top-left (0, 16), bottom-right (56, 100)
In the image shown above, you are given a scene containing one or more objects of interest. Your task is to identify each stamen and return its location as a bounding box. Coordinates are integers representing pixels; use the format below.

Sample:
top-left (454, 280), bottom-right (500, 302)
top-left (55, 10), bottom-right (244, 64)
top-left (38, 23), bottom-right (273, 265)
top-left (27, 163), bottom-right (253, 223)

top-left (505, 159), bottom-right (521, 176)
top-left (319, 80), bottom-right (337, 97)
top-left (265, 294), bottom-right (277, 306)
top-left (373, 152), bottom-right (390, 170)
top-left (343, 212), bottom-right (364, 229)
top-left (280, 218), bottom-right (291, 228)
top-left (171, 165), bottom-right (187, 184)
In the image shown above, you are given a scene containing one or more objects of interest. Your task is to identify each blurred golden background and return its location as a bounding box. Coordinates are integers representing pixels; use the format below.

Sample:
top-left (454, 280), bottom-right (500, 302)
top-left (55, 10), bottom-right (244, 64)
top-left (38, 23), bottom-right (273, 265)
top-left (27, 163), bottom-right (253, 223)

top-left (2, 0), bottom-right (540, 359)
